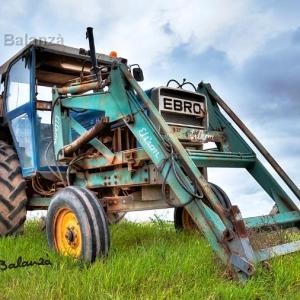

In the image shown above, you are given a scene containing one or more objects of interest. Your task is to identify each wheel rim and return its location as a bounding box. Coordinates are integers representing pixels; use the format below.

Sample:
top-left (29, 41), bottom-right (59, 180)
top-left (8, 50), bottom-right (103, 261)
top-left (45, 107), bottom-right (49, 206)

top-left (182, 208), bottom-right (197, 231)
top-left (54, 208), bottom-right (82, 258)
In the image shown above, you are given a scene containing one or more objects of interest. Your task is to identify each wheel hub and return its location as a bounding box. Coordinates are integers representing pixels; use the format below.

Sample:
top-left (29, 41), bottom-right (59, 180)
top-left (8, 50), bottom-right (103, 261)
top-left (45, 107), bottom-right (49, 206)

top-left (65, 226), bottom-right (77, 244)
top-left (54, 208), bottom-right (82, 257)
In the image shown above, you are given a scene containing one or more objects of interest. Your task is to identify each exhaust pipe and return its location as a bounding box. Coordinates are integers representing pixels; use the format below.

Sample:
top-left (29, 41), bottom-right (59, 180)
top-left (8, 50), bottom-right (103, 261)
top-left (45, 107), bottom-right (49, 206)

top-left (86, 27), bottom-right (101, 80)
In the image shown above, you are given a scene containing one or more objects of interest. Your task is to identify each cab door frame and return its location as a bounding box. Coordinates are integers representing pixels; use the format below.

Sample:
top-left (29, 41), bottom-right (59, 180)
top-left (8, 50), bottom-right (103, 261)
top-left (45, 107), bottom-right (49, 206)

top-left (4, 47), bottom-right (38, 177)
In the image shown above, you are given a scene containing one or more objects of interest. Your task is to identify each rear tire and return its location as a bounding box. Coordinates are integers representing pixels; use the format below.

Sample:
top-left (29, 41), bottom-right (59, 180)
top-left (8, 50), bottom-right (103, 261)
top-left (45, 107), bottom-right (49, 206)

top-left (0, 141), bottom-right (27, 236)
top-left (174, 182), bottom-right (231, 232)
top-left (46, 186), bottom-right (110, 262)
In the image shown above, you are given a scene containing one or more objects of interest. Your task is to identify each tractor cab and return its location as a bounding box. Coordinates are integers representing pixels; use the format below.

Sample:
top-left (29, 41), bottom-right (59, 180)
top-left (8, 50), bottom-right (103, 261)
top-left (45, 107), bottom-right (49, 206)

top-left (0, 41), bottom-right (125, 177)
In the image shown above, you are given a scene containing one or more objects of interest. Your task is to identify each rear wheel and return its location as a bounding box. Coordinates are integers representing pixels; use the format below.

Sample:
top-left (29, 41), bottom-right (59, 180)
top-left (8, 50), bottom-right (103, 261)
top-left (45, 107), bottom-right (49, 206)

top-left (46, 186), bottom-right (110, 262)
top-left (0, 141), bottom-right (27, 236)
top-left (174, 182), bottom-right (231, 232)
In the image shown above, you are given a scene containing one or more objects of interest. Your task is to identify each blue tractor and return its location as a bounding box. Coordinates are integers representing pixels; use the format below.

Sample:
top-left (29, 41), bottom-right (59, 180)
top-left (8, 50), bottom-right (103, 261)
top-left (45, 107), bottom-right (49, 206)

top-left (0, 27), bottom-right (300, 280)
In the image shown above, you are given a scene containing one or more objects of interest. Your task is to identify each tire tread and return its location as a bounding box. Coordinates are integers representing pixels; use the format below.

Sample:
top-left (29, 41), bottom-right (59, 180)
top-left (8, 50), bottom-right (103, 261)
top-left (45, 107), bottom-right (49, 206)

top-left (0, 141), bottom-right (27, 236)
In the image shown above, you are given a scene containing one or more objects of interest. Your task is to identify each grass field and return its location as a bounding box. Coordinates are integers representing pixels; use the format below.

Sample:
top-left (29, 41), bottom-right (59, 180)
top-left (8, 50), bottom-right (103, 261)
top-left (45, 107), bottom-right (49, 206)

top-left (1, 220), bottom-right (300, 299)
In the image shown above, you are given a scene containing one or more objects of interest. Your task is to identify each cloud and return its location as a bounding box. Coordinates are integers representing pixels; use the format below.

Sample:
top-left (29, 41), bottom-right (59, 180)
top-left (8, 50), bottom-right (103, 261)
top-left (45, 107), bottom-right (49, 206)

top-left (1, 0), bottom-right (300, 220)
top-left (47, 0), bottom-right (104, 23)
top-left (2, 0), bottom-right (299, 68)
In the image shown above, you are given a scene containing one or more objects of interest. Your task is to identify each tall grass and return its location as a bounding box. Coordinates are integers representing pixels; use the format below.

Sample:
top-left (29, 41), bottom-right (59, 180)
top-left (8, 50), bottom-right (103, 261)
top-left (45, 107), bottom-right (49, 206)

top-left (1, 220), bottom-right (300, 299)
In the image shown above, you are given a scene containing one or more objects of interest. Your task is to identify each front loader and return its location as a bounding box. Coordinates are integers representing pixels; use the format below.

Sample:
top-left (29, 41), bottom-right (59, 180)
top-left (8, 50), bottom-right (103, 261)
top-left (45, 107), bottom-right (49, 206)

top-left (0, 27), bottom-right (299, 280)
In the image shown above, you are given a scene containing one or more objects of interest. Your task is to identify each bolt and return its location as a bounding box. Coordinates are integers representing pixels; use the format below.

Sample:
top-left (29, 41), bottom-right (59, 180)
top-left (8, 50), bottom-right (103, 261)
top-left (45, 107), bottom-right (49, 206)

top-left (144, 168), bottom-right (148, 173)
top-left (114, 181), bottom-right (117, 185)
top-left (144, 178), bottom-right (148, 182)
top-left (65, 229), bottom-right (75, 243)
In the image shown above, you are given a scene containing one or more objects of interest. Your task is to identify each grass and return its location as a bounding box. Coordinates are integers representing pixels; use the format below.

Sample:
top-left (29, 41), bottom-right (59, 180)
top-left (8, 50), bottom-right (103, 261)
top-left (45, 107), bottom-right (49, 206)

top-left (1, 220), bottom-right (300, 299)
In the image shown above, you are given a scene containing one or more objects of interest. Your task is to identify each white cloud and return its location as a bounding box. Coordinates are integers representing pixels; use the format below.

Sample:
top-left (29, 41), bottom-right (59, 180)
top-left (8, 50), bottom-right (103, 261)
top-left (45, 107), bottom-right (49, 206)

top-left (1, 0), bottom-right (299, 68)
top-left (2, 1), bottom-right (300, 222)
top-left (81, 0), bottom-right (299, 68)
top-left (47, 0), bottom-right (104, 23)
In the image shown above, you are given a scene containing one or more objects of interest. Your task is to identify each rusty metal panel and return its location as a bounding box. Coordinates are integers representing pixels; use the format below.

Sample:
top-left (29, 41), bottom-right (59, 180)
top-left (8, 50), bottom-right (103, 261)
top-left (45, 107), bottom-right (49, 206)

top-left (141, 186), bottom-right (163, 201)
top-left (104, 192), bottom-right (171, 212)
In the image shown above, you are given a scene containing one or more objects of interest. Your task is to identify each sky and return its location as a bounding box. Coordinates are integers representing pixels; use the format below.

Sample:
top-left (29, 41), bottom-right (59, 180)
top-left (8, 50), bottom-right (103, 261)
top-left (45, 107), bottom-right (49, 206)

top-left (0, 0), bottom-right (300, 221)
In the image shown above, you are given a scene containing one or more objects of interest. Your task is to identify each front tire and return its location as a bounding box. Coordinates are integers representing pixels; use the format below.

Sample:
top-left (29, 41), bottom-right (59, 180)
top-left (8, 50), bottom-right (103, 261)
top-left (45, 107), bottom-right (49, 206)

top-left (46, 186), bottom-right (110, 262)
top-left (174, 207), bottom-right (197, 231)
top-left (0, 141), bottom-right (27, 236)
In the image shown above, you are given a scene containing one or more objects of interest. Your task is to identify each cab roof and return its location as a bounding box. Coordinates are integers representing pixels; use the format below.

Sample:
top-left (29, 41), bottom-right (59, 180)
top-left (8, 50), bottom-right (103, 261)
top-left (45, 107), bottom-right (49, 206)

top-left (0, 39), bottom-right (124, 76)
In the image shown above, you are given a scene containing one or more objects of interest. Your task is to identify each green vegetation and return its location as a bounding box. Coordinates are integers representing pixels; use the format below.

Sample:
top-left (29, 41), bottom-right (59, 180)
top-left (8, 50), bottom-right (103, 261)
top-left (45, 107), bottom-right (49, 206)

top-left (1, 220), bottom-right (300, 299)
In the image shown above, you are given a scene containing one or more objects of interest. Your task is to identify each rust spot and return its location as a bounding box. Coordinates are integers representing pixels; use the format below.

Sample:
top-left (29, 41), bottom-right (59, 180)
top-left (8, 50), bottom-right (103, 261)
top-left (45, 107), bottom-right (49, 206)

top-left (222, 229), bottom-right (234, 241)
top-left (230, 206), bottom-right (248, 238)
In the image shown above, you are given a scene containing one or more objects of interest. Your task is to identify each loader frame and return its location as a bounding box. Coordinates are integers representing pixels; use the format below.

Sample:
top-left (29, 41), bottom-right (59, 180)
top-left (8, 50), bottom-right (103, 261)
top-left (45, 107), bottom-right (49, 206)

top-left (1, 36), bottom-right (299, 279)
top-left (24, 59), bottom-right (300, 279)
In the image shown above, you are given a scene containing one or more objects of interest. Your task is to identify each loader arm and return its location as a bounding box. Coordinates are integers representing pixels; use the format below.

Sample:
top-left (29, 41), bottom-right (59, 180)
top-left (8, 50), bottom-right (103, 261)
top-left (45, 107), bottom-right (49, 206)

top-left (4, 28), bottom-right (300, 280)
top-left (47, 60), bottom-right (300, 280)
top-left (51, 63), bottom-right (261, 278)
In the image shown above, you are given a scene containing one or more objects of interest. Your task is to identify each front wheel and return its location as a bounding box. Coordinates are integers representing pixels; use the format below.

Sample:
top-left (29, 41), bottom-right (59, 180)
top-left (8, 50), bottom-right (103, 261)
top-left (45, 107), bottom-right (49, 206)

top-left (174, 207), bottom-right (197, 231)
top-left (46, 186), bottom-right (110, 262)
